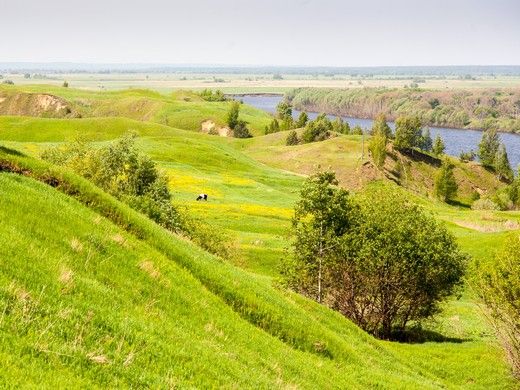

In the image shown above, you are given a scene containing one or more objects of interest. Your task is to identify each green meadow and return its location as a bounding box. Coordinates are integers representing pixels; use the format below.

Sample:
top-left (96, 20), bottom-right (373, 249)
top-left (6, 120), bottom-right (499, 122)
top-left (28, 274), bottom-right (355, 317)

top-left (0, 85), bottom-right (519, 387)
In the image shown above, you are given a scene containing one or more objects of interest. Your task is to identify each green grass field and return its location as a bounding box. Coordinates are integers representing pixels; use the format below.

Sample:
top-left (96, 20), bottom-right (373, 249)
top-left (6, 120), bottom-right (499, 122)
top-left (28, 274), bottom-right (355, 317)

top-left (0, 85), bottom-right (519, 387)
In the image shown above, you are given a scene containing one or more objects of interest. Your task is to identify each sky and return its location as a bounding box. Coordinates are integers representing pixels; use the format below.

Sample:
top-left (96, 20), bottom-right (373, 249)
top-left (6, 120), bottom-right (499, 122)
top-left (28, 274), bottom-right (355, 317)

top-left (1, 0), bottom-right (519, 66)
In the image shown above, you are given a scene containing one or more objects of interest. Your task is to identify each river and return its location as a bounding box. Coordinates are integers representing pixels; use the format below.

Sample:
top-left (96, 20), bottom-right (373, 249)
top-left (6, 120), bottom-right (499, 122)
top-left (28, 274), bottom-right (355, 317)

top-left (238, 94), bottom-right (520, 171)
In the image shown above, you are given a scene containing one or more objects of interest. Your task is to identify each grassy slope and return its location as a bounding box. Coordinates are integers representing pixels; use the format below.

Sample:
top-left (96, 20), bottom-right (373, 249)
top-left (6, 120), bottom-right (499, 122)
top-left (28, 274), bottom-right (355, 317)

top-left (0, 85), bottom-right (273, 136)
top-left (0, 154), bottom-right (471, 389)
top-left (236, 129), bottom-right (505, 204)
top-left (0, 96), bottom-right (518, 386)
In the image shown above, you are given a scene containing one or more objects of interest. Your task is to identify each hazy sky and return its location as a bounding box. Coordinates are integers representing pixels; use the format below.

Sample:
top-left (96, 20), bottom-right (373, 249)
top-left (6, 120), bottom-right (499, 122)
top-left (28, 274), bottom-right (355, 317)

top-left (2, 0), bottom-right (519, 66)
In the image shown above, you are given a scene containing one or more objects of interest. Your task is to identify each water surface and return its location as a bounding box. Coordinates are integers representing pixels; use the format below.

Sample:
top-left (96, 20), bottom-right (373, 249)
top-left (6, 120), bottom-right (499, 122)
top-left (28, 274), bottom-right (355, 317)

top-left (239, 94), bottom-right (520, 171)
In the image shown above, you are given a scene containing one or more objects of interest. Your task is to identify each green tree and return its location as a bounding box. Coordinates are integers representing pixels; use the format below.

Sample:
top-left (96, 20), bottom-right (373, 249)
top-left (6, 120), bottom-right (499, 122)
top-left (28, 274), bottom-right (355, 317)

top-left (370, 113), bottom-right (392, 138)
top-left (495, 143), bottom-right (513, 182)
top-left (232, 120), bottom-right (252, 138)
top-left (336, 189), bottom-right (466, 339)
top-left (478, 128), bottom-right (500, 168)
top-left (351, 125), bottom-right (363, 135)
top-left (276, 101), bottom-right (292, 120)
top-left (332, 117), bottom-right (350, 134)
top-left (285, 130), bottom-right (299, 146)
top-left (265, 118), bottom-right (280, 134)
top-left (283, 171), bottom-right (355, 303)
top-left (394, 116), bottom-right (422, 150)
top-left (295, 111), bottom-right (309, 128)
top-left (474, 234), bottom-right (520, 378)
top-left (301, 114), bottom-right (332, 143)
top-left (432, 135), bottom-right (446, 156)
top-left (368, 132), bottom-right (387, 168)
top-left (420, 127), bottom-right (433, 152)
top-left (226, 101), bottom-right (240, 130)
top-left (434, 158), bottom-right (458, 202)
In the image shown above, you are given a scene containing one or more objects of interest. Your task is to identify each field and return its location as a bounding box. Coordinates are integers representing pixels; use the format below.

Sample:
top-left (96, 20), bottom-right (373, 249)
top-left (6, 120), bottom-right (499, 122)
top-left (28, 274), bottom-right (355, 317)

top-left (0, 84), bottom-right (519, 387)
top-left (4, 72), bottom-right (520, 93)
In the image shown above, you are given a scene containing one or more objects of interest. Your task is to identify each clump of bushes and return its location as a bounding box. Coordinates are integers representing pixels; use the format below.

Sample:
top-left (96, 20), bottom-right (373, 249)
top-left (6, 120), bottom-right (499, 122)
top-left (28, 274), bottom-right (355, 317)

top-left (282, 171), bottom-right (467, 339)
top-left (285, 130), bottom-right (299, 146)
top-left (41, 133), bottom-right (233, 258)
top-left (199, 89), bottom-right (226, 102)
top-left (301, 114), bottom-right (334, 143)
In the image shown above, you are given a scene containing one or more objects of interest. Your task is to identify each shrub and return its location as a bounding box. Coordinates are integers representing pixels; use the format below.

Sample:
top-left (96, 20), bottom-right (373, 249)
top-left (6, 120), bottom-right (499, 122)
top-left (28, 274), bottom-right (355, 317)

top-left (394, 116), bottom-right (422, 150)
top-left (286, 130), bottom-right (299, 146)
top-left (199, 89), bottom-right (226, 101)
top-left (41, 134), bottom-right (231, 258)
top-left (301, 114), bottom-right (332, 143)
top-left (471, 198), bottom-right (499, 210)
top-left (368, 133), bottom-right (387, 168)
top-left (474, 234), bottom-right (520, 378)
top-left (283, 175), bottom-right (466, 339)
top-left (434, 159), bottom-right (458, 202)
top-left (432, 135), bottom-right (446, 156)
top-left (459, 150), bottom-right (476, 162)
top-left (233, 120), bottom-right (252, 138)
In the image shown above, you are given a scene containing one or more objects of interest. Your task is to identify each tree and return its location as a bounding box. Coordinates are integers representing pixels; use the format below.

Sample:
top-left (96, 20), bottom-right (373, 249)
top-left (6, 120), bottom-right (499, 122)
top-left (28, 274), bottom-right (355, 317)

top-left (332, 117), bottom-right (350, 134)
top-left (432, 135), bottom-right (445, 156)
top-left (232, 120), bottom-right (252, 138)
top-left (276, 101), bottom-right (292, 120)
top-left (284, 178), bottom-right (466, 340)
top-left (419, 127), bottom-right (433, 152)
top-left (459, 150), bottom-right (476, 162)
top-left (62, 81), bottom-right (69, 88)
top-left (474, 234), bottom-right (520, 378)
top-left (368, 132), bottom-right (387, 168)
top-left (495, 143), bottom-right (513, 182)
top-left (295, 111), bottom-right (309, 128)
top-left (478, 128), bottom-right (500, 168)
top-left (370, 113), bottom-right (392, 138)
top-left (283, 171), bottom-right (355, 304)
top-left (351, 125), bottom-right (363, 135)
top-left (265, 118), bottom-right (280, 134)
top-left (434, 158), bottom-right (458, 202)
top-left (286, 130), bottom-right (299, 146)
top-left (226, 101), bottom-right (240, 130)
top-left (394, 116), bottom-right (422, 150)
top-left (334, 189), bottom-right (466, 339)
top-left (301, 114), bottom-right (332, 143)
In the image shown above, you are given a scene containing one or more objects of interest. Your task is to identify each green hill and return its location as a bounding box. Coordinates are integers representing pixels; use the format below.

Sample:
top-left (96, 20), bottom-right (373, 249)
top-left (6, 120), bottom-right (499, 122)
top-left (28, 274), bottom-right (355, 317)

top-left (0, 87), bottom-right (519, 387)
top-left (0, 85), bottom-right (273, 136)
top-left (0, 147), bottom-right (515, 388)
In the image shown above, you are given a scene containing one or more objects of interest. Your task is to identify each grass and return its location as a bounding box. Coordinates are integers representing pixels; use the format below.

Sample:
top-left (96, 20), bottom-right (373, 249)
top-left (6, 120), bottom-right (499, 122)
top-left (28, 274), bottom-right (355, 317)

top-left (0, 86), bottom-right (519, 387)
top-left (0, 84), bottom-right (273, 136)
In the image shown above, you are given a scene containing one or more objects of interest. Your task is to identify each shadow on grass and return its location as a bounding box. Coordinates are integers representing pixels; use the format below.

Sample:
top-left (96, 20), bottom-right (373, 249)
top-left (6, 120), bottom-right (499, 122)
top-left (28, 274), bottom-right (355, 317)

top-left (391, 328), bottom-right (469, 344)
top-left (0, 146), bottom-right (24, 156)
top-left (446, 198), bottom-right (471, 209)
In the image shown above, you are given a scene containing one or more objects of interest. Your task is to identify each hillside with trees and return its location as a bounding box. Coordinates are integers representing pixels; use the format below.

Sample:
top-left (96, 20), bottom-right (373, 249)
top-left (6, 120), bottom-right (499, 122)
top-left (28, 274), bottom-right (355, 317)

top-left (287, 87), bottom-right (520, 133)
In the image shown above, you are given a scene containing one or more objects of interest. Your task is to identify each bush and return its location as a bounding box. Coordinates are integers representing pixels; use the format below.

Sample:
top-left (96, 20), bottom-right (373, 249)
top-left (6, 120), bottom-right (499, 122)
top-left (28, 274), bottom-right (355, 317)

top-left (474, 234), bottom-right (520, 378)
top-left (459, 150), bottom-right (476, 162)
top-left (301, 114), bottom-right (332, 143)
top-left (286, 130), bottom-right (299, 146)
top-left (41, 134), bottom-right (231, 258)
top-left (199, 89), bottom-right (226, 101)
top-left (233, 120), bottom-right (252, 138)
top-left (434, 159), bottom-right (458, 202)
top-left (283, 176), bottom-right (467, 339)
top-left (368, 133), bottom-right (387, 168)
top-left (471, 198), bottom-right (499, 210)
